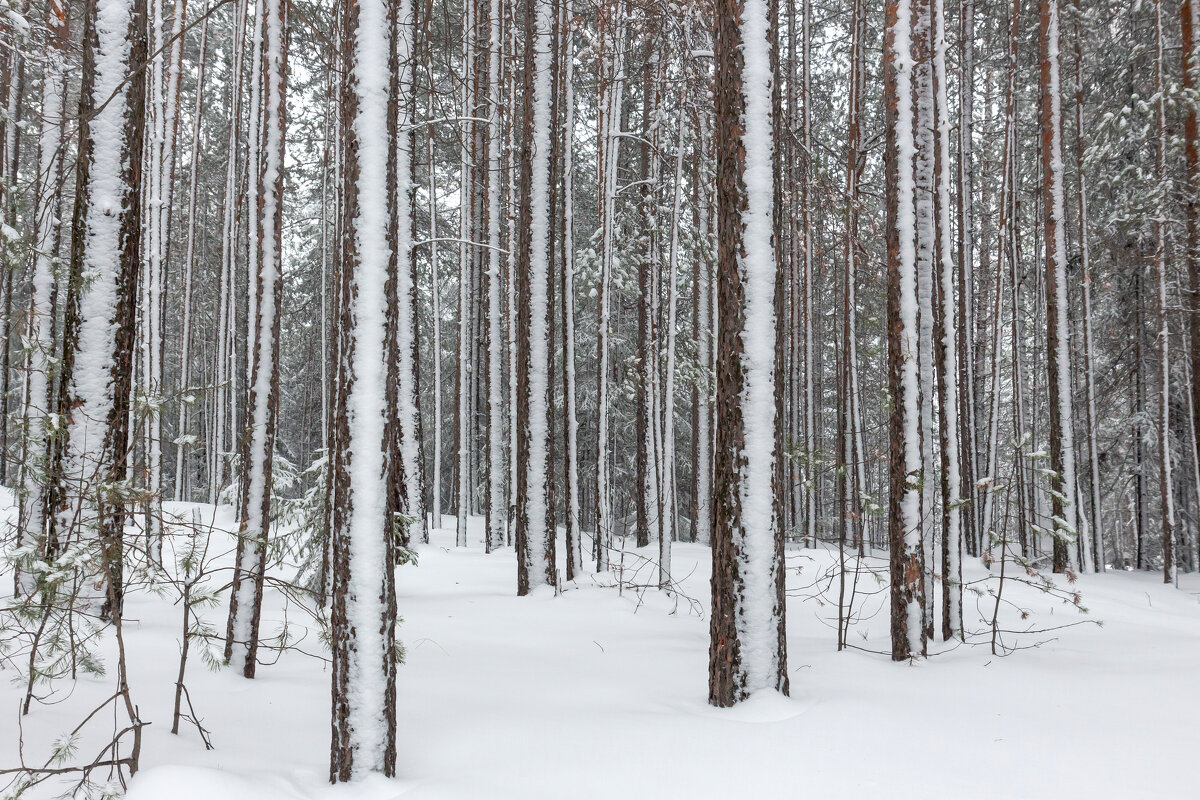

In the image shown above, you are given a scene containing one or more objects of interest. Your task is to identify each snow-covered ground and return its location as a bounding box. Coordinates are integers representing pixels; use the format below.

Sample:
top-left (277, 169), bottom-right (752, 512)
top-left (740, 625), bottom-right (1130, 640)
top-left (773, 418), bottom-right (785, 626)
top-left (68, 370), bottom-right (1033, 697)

top-left (3, 502), bottom-right (1198, 799)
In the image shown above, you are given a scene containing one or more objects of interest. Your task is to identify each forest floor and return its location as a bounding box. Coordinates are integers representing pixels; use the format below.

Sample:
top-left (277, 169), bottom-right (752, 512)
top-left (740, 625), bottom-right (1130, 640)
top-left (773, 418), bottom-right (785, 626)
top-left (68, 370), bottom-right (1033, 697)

top-left (2, 500), bottom-right (1198, 799)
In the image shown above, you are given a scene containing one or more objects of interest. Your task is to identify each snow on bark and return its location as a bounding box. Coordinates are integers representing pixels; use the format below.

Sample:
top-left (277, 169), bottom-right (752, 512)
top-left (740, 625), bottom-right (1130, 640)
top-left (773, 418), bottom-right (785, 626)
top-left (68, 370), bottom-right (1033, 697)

top-left (59, 0), bottom-right (141, 555)
top-left (560, 0), bottom-right (583, 577)
top-left (485, 0), bottom-right (506, 553)
top-left (931, 0), bottom-right (963, 640)
top-left (226, 0), bottom-right (287, 676)
top-left (1040, 0), bottom-right (1078, 572)
top-left (394, 0), bottom-right (424, 541)
top-left (912, 0), bottom-right (937, 640)
top-left (19, 0), bottom-right (69, 570)
top-left (709, 0), bottom-right (788, 705)
top-left (516, 0), bottom-right (556, 593)
top-left (885, 0), bottom-right (926, 661)
top-left (330, 0), bottom-right (398, 780)
top-left (660, 107), bottom-right (685, 588)
top-left (593, 5), bottom-right (624, 571)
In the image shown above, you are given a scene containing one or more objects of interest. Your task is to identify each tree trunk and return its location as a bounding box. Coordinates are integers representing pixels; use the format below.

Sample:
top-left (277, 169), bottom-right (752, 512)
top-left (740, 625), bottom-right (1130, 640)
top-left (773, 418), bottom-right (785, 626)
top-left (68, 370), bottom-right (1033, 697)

top-left (709, 0), bottom-right (789, 706)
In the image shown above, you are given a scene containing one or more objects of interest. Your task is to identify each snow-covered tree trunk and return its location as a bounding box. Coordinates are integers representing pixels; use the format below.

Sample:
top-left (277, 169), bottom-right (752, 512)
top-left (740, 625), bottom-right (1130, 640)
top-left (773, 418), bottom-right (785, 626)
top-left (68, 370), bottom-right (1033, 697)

top-left (17, 0), bottom-right (70, 588)
top-left (980, 0), bottom-right (1018, 554)
top-left (1153, 0), bottom-right (1175, 584)
top-left (692, 103), bottom-right (713, 548)
top-left (635, 47), bottom-right (661, 553)
top-left (1184, 0), bottom-right (1200, 575)
top-left (428, 87), bottom-right (443, 529)
top-left (559, 0), bottom-right (582, 577)
top-left (659, 104), bottom-right (685, 587)
top-left (930, 0), bottom-right (963, 640)
top-left (885, 0), bottom-right (927, 661)
top-left (709, 0), bottom-right (789, 706)
top-left (1071, 0), bottom-right (1102, 572)
top-left (393, 0), bottom-right (424, 545)
top-left (800, 0), bottom-right (815, 549)
top-left (456, 0), bottom-right (475, 548)
top-left (211, 0), bottom-right (250, 504)
top-left (329, 0), bottom-right (399, 780)
top-left (141, 0), bottom-right (185, 557)
top-left (0, 6), bottom-right (24, 488)
top-left (593, 1), bottom-right (623, 571)
top-left (956, 0), bottom-right (978, 555)
top-left (839, 0), bottom-right (866, 568)
top-left (59, 0), bottom-right (148, 620)
top-left (224, 0), bottom-right (288, 677)
top-left (174, 6), bottom-right (209, 503)
top-left (912, 0), bottom-right (937, 641)
top-left (1039, 0), bottom-right (1078, 573)
top-left (515, 0), bottom-right (556, 594)
top-left (485, 0), bottom-right (506, 554)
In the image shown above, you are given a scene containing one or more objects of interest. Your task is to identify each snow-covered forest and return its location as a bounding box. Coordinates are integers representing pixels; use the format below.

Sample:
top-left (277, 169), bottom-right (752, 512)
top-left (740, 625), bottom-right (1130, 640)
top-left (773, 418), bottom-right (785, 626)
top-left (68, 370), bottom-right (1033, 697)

top-left (0, 0), bottom-right (1197, 795)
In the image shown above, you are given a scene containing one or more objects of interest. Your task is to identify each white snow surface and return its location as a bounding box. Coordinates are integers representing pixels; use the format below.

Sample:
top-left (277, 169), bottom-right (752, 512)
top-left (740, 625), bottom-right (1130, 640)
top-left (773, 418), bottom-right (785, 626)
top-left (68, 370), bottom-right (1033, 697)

top-left (3, 501), bottom-right (1197, 799)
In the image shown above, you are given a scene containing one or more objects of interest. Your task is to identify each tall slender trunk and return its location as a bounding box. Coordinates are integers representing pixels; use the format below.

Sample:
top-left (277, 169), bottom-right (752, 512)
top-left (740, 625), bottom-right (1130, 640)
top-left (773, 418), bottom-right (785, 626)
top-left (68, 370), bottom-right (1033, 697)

top-left (174, 5), bottom-right (209, 503)
top-left (1040, 0), bottom-right (1078, 573)
top-left (17, 0), bottom-right (70, 588)
top-left (885, 0), bottom-right (927, 661)
top-left (515, 0), bottom-right (557, 594)
top-left (956, 0), bottom-right (978, 556)
top-left (1153, 0), bottom-right (1176, 583)
top-left (1186, 0), bottom-right (1200, 575)
top-left (930, 0), bottom-right (963, 640)
top-left (709, 0), bottom-right (788, 706)
top-left (559, 0), bottom-right (582, 577)
top-left (456, 0), bottom-right (476, 547)
top-left (483, 0), bottom-right (506, 554)
top-left (593, 2), bottom-right (624, 571)
top-left (212, 0), bottom-right (250, 504)
top-left (224, 0), bottom-right (288, 677)
top-left (1072, 0), bottom-right (1102, 571)
top-left (329, 0), bottom-right (399, 780)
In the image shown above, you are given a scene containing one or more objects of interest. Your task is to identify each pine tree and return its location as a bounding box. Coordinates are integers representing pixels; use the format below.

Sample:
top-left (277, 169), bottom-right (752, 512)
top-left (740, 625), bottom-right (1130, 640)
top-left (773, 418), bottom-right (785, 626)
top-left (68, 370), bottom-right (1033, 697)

top-left (709, 0), bottom-right (789, 706)
top-left (329, 0), bottom-right (400, 780)
top-left (885, 0), bottom-right (927, 661)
